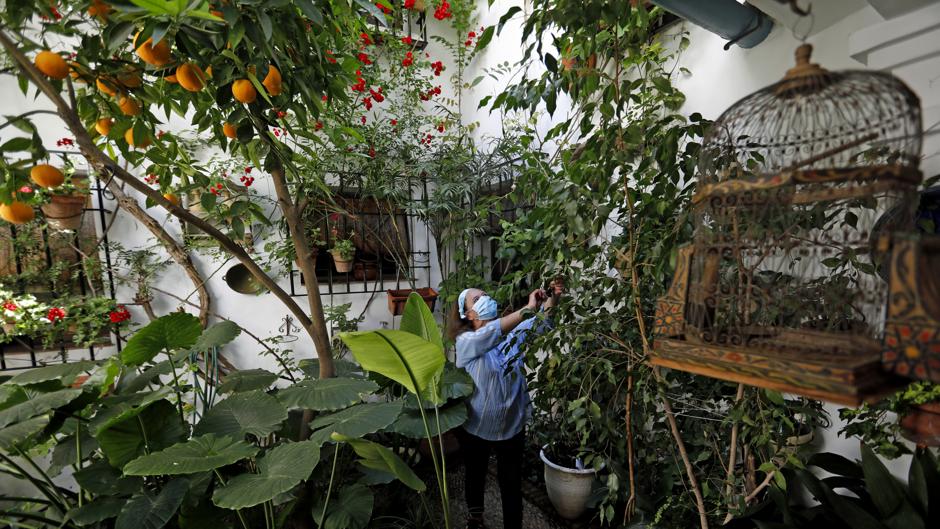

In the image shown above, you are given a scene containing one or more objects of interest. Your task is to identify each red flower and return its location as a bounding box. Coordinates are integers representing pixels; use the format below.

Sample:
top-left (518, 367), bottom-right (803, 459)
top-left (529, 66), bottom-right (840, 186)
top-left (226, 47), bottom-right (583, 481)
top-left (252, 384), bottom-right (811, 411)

top-left (402, 51), bottom-right (413, 67)
top-left (375, 2), bottom-right (392, 15)
top-left (109, 305), bottom-right (131, 323)
top-left (3, 301), bottom-right (17, 312)
top-left (437, 122), bottom-right (445, 133)
top-left (322, 94), bottom-right (328, 101)
top-left (464, 40), bottom-right (472, 47)
top-left (315, 121), bottom-right (324, 130)
top-left (325, 50), bottom-right (337, 64)
top-left (363, 97), bottom-right (373, 110)
top-left (402, 36), bottom-right (413, 45)
top-left (390, 119), bottom-right (398, 126)
top-left (431, 60), bottom-right (444, 76)
top-left (357, 52), bottom-right (372, 65)
top-left (404, 0), bottom-right (416, 8)
top-left (360, 32), bottom-right (373, 46)
top-left (56, 137), bottom-right (74, 147)
top-left (361, 115), bottom-right (367, 125)
top-left (244, 166), bottom-right (252, 174)
top-left (329, 213), bottom-right (340, 222)
top-left (18, 185), bottom-right (33, 193)
top-left (276, 110), bottom-right (287, 118)
top-left (369, 145), bottom-right (376, 158)
top-left (369, 87), bottom-right (384, 102)
top-left (157, 130), bottom-right (166, 139)
top-left (468, 31), bottom-right (476, 38)
top-left (47, 307), bottom-right (65, 322)
top-left (434, 1), bottom-right (452, 20)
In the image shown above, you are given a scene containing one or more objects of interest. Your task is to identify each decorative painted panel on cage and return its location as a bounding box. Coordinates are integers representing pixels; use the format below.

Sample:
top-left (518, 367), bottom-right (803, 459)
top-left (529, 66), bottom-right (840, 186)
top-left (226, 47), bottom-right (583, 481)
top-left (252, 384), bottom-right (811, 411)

top-left (650, 44), bottom-right (939, 405)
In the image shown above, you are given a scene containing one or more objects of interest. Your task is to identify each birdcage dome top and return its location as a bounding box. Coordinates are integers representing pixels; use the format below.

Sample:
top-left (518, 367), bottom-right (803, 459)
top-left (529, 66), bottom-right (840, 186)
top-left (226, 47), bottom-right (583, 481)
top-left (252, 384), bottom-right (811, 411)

top-left (697, 44), bottom-right (923, 188)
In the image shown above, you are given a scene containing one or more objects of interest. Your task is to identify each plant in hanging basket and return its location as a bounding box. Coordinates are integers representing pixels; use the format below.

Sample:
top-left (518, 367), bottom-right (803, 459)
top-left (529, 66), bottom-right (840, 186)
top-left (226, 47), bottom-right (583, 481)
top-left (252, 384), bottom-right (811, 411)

top-left (387, 287), bottom-right (437, 316)
top-left (36, 174), bottom-right (89, 231)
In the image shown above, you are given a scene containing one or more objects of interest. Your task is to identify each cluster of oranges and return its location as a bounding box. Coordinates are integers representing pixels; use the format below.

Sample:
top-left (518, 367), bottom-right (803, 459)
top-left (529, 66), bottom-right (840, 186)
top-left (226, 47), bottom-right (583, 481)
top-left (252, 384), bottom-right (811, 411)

top-left (0, 165), bottom-right (67, 225)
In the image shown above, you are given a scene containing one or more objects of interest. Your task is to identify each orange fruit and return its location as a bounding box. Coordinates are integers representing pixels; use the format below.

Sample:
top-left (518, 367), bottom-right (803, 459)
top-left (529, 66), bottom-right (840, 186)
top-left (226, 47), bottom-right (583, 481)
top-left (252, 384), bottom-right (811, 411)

top-left (88, 0), bottom-right (112, 19)
top-left (118, 71), bottom-right (142, 89)
top-left (232, 79), bottom-right (257, 103)
top-left (210, 9), bottom-right (223, 17)
top-left (35, 51), bottom-right (69, 80)
top-left (30, 164), bottom-right (66, 188)
top-left (176, 63), bottom-right (206, 92)
top-left (165, 74), bottom-right (178, 84)
top-left (96, 77), bottom-right (119, 96)
top-left (262, 65), bottom-right (282, 96)
top-left (124, 128), bottom-right (151, 148)
top-left (163, 193), bottom-right (180, 206)
top-left (95, 118), bottom-right (112, 136)
top-left (205, 66), bottom-right (213, 78)
top-left (118, 96), bottom-right (141, 116)
top-left (0, 202), bottom-right (35, 224)
top-left (134, 32), bottom-right (171, 66)
top-left (223, 122), bottom-right (237, 139)
top-left (69, 62), bottom-right (89, 83)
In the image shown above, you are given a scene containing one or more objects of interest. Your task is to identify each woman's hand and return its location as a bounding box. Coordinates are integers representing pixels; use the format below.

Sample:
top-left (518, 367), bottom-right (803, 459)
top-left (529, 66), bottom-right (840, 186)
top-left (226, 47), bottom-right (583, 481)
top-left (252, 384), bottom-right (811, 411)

top-left (526, 288), bottom-right (546, 310)
top-left (542, 278), bottom-right (564, 310)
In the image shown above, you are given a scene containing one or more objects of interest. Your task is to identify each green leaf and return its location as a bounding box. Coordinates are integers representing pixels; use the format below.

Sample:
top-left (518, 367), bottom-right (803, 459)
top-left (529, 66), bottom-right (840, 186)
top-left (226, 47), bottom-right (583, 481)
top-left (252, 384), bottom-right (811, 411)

top-left (0, 414), bottom-right (49, 450)
top-left (218, 369), bottom-right (278, 393)
top-left (122, 313), bottom-right (202, 366)
top-left (192, 321), bottom-right (241, 352)
top-left (387, 399), bottom-right (467, 439)
top-left (96, 400), bottom-right (187, 468)
top-left (332, 434), bottom-right (425, 491)
top-left (68, 497), bottom-right (126, 526)
top-left (0, 136), bottom-right (34, 152)
top-left (74, 460), bottom-right (143, 496)
top-left (0, 388), bottom-right (82, 429)
top-left (124, 434), bottom-right (258, 476)
top-left (340, 330), bottom-right (445, 398)
top-left (7, 361), bottom-right (97, 386)
top-left (475, 25), bottom-right (495, 51)
top-left (861, 443), bottom-right (905, 518)
top-left (275, 378), bottom-right (378, 411)
top-left (309, 401), bottom-right (402, 446)
top-left (808, 452), bottom-right (864, 479)
top-left (312, 483), bottom-right (373, 529)
top-left (298, 358), bottom-right (360, 379)
top-left (89, 388), bottom-right (174, 435)
top-left (212, 440), bottom-right (321, 509)
top-left (114, 477), bottom-right (189, 529)
top-left (194, 390), bottom-right (288, 438)
top-left (438, 365), bottom-right (474, 401)
top-left (399, 292), bottom-right (444, 352)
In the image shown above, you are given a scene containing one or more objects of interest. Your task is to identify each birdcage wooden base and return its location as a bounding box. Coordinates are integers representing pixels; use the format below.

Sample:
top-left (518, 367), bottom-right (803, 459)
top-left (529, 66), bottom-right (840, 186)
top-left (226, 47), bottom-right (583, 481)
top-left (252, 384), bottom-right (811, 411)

top-left (651, 337), bottom-right (906, 406)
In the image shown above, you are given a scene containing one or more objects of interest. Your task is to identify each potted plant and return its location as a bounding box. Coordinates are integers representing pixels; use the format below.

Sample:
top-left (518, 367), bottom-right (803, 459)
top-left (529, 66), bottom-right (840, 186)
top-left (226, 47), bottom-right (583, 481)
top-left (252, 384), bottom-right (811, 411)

top-left (387, 286), bottom-right (438, 316)
top-left (1, 286), bottom-right (48, 340)
top-left (539, 435), bottom-right (602, 520)
top-left (329, 228), bottom-right (356, 273)
top-left (38, 176), bottom-right (89, 230)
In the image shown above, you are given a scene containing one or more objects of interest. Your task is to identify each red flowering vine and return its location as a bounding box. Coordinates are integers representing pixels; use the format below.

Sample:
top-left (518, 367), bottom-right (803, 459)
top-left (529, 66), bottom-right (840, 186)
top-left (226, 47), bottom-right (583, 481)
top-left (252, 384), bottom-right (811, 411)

top-left (433, 1), bottom-right (452, 20)
top-left (56, 137), bottom-right (74, 147)
top-left (239, 173), bottom-right (255, 186)
top-left (420, 85), bottom-right (442, 101)
top-left (357, 52), bottom-right (372, 65)
top-left (325, 50), bottom-right (337, 64)
top-left (431, 60), bottom-right (444, 76)
top-left (390, 119), bottom-right (398, 126)
top-left (402, 36), bottom-right (413, 45)
top-left (375, 2), bottom-right (392, 15)
top-left (402, 51), bottom-right (414, 67)
top-left (404, 0), bottom-right (416, 9)
top-left (363, 97), bottom-right (373, 110)
top-left (360, 32), bottom-right (373, 46)
top-left (369, 87), bottom-right (384, 102)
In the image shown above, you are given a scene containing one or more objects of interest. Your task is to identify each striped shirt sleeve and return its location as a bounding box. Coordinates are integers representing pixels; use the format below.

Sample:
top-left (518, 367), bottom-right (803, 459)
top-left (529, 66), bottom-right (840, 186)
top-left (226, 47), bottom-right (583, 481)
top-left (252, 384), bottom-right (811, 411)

top-left (455, 320), bottom-right (503, 368)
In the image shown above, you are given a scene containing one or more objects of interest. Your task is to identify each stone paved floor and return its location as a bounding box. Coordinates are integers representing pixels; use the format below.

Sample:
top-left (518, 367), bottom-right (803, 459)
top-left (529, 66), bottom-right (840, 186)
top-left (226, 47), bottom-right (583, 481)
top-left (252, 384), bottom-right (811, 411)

top-left (446, 460), bottom-right (569, 529)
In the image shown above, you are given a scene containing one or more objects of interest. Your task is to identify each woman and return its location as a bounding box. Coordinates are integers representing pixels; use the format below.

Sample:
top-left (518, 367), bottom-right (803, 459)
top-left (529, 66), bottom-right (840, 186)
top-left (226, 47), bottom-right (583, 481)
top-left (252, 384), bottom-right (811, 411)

top-left (447, 281), bottom-right (562, 529)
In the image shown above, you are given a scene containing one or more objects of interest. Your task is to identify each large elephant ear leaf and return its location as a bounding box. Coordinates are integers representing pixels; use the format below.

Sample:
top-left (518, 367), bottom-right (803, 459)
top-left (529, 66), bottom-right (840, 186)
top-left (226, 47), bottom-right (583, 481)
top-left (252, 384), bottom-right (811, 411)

top-left (309, 401), bottom-right (402, 446)
top-left (122, 312), bottom-right (202, 366)
top-left (114, 477), bottom-right (189, 529)
top-left (340, 330), bottom-right (444, 398)
top-left (194, 390), bottom-right (288, 438)
top-left (193, 320), bottom-right (241, 352)
top-left (861, 443), bottom-right (905, 518)
top-left (7, 360), bottom-right (98, 387)
top-left (276, 378), bottom-right (378, 411)
top-left (212, 440), bottom-right (321, 509)
top-left (124, 434), bottom-right (258, 476)
top-left (96, 400), bottom-right (187, 468)
top-left (312, 483), bottom-right (373, 529)
top-left (0, 388), bottom-right (82, 429)
top-left (67, 497), bottom-right (126, 526)
top-left (331, 433), bottom-right (425, 491)
top-left (218, 369), bottom-right (278, 394)
top-left (399, 292), bottom-right (444, 351)
top-left (0, 414), bottom-right (50, 450)
top-left (387, 399), bottom-right (467, 439)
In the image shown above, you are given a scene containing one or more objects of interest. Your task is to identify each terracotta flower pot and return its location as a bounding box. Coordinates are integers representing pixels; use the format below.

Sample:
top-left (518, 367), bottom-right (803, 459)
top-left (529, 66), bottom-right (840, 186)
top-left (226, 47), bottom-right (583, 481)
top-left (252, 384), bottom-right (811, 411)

top-left (353, 261), bottom-right (379, 281)
top-left (387, 287), bottom-right (438, 316)
top-left (2, 321), bottom-right (15, 335)
top-left (900, 403), bottom-right (940, 447)
top-left (331, 251), bottom-right (353, 273)
top-left (41, 194), bottom-right (87, 230)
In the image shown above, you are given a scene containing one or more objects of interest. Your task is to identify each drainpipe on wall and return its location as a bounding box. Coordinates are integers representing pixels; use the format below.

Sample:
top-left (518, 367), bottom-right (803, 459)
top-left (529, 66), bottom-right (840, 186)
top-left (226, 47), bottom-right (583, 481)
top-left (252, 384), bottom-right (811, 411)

top-left (649, 0), bottom-right (774, 49)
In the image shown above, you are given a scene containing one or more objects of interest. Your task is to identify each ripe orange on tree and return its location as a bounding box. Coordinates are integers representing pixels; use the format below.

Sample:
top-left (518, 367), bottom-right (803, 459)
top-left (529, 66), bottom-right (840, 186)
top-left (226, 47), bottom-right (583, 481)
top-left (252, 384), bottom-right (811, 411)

top-left (124, 128), bottom-right (152, 149)
top-left (134, 32), bottom-right (171, 66)
top-left (95, 118), bottom-right (113, 136)
top-left (34, 50), bottom-right (69, 79)
top-left (118, 70), bottom-right (143, 89)
top-left (87, 0), bottom-right (111, 20)
top-left (263, 65), bottom-right (282, 96)
top-left (30, 164), bottom-right (65, 188)
top-left (223, 122), bottom-right (238, 139)
top-left (163, 193), bottom-right (180, 206)
top-left (0, 202), bottom-right (35, 224)
top-left (119, 96), bottom-right (141, 116)
top-left (176, 63), bottom-right (206, 92)
top-left (96, 77), bottom-right (119, 96)
top-left (232, 79), bottom-right (257, 103)
top-left (165, 74), bottom-right (178, 84)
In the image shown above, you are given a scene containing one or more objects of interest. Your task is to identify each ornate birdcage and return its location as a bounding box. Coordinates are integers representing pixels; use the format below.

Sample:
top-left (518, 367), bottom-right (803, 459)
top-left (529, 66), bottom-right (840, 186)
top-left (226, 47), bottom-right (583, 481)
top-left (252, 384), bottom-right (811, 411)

top-left (651, 44), bottom-right (940, 405)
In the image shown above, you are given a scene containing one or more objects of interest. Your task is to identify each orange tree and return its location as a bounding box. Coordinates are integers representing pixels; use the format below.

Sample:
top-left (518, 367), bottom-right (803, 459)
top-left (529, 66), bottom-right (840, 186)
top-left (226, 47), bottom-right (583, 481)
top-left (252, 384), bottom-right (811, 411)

top-left (0, 0), bottom-right (424, 380)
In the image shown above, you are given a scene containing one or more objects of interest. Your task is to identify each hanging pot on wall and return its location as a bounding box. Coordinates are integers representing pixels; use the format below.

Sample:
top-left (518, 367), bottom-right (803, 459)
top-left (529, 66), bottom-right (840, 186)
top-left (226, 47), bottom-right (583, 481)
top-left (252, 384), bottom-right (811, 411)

top-left (41, 194), bottom-right (87, 230)
top-left (223, 263), bottom-right (269, 295)
top-left (353, 261), bottom-right (379, 281)
top-left (900, 402), bottom-right (940, 447)
top-left (331, 250), bottom-right (353, 273)
top-left (387, 287), bottom-right (438, 316)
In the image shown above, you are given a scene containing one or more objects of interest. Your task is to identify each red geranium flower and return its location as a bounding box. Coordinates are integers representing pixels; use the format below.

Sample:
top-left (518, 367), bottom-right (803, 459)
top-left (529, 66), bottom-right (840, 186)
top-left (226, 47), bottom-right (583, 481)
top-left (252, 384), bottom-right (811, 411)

top-left (109, 305), bottom-right (131, 323)
top-left (369, 87), bottom-right (384, 102)
top-left (360, 32), bottom-right (373, 46)
top-left (431, 61), bottom-right (444, 76)
top-left (375, 2), bottom-right (392, 15)
top-left (363, 97), bottom-right (373, 110)
top-left (19, 185), bottom-right (33, 193)
top-left (402, 51), bottom-right (413, 67)
top-left (244, 166), bottom-right (252, 174)
top-left (404, 0), bottom-right (416, 9)
top-left (3, 301), bottom-right (18, 312)
top-left (358, 52), bottom-right (372, 65)
top-left (402, 36), bottom-right (413, 45)
top-left (390, 119), bottom-right (398, 126)
top-left (434, 1), bottom-right (452, 20)
top-left (47, 307), bottom-right (65, 322)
